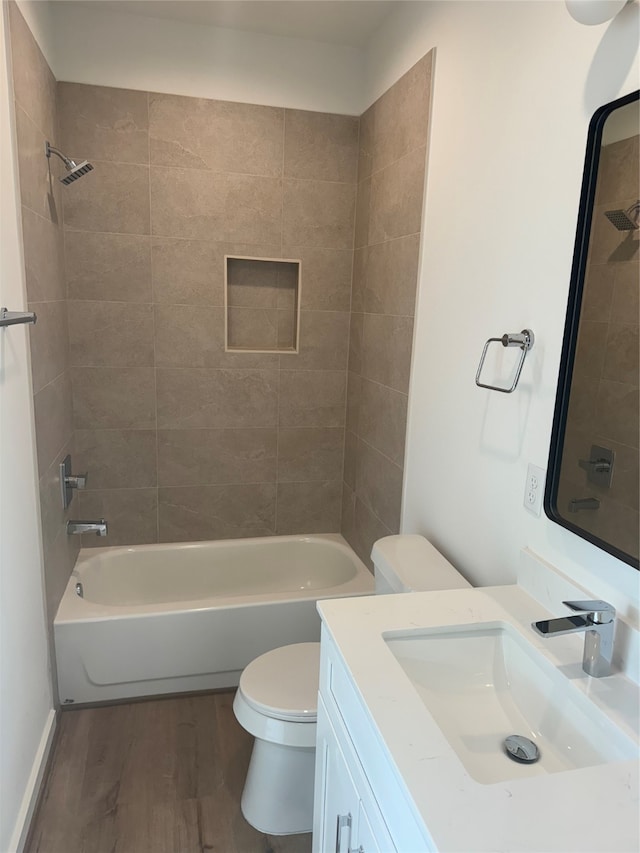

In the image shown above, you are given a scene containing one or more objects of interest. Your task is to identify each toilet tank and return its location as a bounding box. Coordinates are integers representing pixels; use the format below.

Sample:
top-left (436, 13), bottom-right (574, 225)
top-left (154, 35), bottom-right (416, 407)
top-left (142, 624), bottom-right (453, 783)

top-left (372, 535), bottom-right (470, 594)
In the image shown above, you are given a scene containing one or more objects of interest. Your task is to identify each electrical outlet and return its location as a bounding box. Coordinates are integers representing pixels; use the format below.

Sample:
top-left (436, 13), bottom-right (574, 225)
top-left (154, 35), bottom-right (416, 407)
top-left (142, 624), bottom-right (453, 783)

top-left (524, 463), bottom-right (545, 516)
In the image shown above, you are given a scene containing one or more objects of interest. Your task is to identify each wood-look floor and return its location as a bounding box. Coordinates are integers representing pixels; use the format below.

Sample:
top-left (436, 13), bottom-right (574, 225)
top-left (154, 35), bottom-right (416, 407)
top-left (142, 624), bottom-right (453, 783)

top-left (26, 692), bottom-right (312, 853)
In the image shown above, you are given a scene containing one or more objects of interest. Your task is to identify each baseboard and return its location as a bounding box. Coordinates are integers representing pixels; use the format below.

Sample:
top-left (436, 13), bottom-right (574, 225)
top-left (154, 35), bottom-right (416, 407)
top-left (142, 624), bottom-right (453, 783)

top-left (8, 709), bottom-right (57, 853)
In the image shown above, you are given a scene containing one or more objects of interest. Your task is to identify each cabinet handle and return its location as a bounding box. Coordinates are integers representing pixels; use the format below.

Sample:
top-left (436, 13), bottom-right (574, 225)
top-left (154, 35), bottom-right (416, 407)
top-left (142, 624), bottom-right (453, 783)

top-left (335, 813), bottom-right (352, 853)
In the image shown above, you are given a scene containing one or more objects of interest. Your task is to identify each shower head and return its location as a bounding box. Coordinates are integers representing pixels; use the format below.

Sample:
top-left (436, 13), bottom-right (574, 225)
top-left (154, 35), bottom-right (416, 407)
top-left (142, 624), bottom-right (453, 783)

top-left (45, 141), bottom-right (93, 185)
top-left (604, 201), bottom-right (640, 231)
top-left (59, 160), bottom-right (93, 185)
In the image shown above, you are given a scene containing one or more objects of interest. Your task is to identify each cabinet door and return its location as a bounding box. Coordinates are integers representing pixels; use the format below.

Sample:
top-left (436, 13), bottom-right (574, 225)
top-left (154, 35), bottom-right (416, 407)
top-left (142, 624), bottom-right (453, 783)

top-left (313, 698), bottom-right (396, 853)
top-left (314, 699), bottom-right (360, 853)
top-left (356, 800), bottom-right (393, 853)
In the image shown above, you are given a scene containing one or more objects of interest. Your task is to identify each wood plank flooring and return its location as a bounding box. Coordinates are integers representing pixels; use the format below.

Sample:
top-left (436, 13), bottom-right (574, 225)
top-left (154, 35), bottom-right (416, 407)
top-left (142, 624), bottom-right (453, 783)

top-left (26, 692), bottom-right (312, 853)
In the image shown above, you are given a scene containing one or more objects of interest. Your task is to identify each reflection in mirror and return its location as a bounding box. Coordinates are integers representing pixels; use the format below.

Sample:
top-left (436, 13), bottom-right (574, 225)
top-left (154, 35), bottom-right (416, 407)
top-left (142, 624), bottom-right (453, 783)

top-left (546, 91), bottom-right (639, 569)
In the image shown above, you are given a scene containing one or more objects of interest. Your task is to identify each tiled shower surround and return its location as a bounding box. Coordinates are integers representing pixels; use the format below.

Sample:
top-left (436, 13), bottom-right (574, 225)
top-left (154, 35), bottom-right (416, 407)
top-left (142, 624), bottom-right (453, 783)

top-left (59, 57), bottom-right (433, 555)
top-left (60, 84), bottom-right (359, 545)
top-left (8, 3), bottom-right (79, 640)
top-left (11, 0), bottom-right (433, 574)
top-left (342, 55), bottom-right (433, 565)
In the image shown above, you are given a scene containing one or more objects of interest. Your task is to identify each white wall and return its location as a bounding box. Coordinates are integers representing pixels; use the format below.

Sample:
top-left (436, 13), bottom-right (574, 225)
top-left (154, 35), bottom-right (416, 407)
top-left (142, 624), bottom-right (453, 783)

top-left (367, 1), bottom-right (639, 618)
top-left (50, 2), bottom-right (364, 114)
top-left (15, 0), bottom-right (54, 68)
top-left (0, 5), bottom-right (56, 851)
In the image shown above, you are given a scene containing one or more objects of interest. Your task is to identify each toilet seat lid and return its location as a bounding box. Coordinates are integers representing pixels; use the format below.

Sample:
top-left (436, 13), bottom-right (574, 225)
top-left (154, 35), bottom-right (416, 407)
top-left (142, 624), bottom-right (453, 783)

top-left (238, 642), bottom-right (320, 722)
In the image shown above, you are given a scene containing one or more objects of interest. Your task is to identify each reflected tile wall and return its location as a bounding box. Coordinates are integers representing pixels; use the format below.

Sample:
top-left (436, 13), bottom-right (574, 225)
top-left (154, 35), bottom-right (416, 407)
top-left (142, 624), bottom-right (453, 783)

top-left (9, 2), bottom-right (79, 643)
top-left (560, 134), bottom-right (639, 561)
top-left (341, 52), bottom-right (434, 567)
top-left (59, 82), bottom-right (358, 544)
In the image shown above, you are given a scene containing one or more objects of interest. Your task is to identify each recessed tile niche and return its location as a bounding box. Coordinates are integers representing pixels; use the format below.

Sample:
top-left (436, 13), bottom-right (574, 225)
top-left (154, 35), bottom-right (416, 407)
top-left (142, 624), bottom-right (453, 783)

top-left (225, 256), bottom-right (301, 353)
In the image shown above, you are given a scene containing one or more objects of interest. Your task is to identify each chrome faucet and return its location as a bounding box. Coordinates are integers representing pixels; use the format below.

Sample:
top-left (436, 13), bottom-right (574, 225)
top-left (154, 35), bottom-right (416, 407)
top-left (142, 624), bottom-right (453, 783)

top-left (532, 600), bottom-right (615, 678)
top-left (568, 497), bottom-right (600, 513)
top-left (67, 519), bottom-right (108, 537)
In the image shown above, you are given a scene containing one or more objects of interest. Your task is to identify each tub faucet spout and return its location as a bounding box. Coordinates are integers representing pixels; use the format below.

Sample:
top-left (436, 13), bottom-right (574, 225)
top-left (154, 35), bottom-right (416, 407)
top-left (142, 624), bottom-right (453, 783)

top-left (67, 519), bottom-right (108, 537)
top-left (532, 599), bottom-right (615, 678)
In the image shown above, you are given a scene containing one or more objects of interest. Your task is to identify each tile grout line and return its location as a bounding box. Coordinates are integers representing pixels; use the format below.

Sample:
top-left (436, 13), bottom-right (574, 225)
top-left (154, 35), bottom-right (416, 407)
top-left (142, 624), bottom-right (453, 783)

top-left (67, 368), bottom-right (408, 402)
top-left (69, 148), bottom-right (369, 191)
top-left (357, 434), bottom-right (404, 473)
top-left (360, 140), bottom-right (429, 183)
top-left (65, 300), bottom-right (415, 325)
top-left (146, 91), bottom-right (161, 545)
top-left (78, 478), bottom-right (343, 492)
top-left (55, 82), bottom-right (81, 544)
top-left (274, 109), bottom-right (287, 536)
top-left (63, 223), bottom-right (385, 253)
top-left (348, 112), bottom-right (365, 538)
top-left (85, 154), bottom-right (359, 187)
top-left (340, 147), bottom-right (360, 535)
top-left (59, 101), bottom-right (74, 514)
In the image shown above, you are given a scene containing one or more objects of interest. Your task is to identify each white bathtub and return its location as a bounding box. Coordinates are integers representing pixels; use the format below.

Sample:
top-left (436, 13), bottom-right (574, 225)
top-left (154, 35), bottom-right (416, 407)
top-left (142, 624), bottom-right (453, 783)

top-left (54, 534), bottom-right (374, 706)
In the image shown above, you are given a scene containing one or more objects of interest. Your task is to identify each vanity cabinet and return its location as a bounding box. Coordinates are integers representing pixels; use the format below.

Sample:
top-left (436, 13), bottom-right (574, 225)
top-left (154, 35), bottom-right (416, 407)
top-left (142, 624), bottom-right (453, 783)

top-left (315, 579), bottom-right (640, 853)
top-left (313, 626), bottom-right (432, 853)
top-left (314, 696), bottom-right (392, 853)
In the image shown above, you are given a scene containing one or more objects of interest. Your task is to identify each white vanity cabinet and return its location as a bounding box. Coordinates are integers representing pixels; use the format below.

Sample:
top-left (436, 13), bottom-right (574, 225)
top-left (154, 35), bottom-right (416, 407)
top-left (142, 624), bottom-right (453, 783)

top-left (315, 582), bottom-right (640, 853)
top-left (314, 696), bottom-right (392, 853)
top-left (313, 626), bottom-right (432, 853)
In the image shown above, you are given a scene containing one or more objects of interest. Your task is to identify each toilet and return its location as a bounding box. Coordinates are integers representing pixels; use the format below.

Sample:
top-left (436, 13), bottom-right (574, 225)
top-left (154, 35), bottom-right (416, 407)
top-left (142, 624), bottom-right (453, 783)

top-left (232, 535), bottom-right (470, 835)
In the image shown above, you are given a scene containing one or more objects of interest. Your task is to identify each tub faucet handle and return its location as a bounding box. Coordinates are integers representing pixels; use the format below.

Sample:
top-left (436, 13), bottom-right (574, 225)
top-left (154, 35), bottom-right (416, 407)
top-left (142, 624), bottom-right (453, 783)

top-left (60, 453), bottom-right (88, 509)
top-left (65, 472), bottom-right (87, 489)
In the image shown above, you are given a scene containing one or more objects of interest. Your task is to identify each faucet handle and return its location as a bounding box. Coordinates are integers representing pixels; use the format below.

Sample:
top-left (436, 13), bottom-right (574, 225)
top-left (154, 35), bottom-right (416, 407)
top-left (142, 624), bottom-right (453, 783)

top-left (65, 472), bottom-right (87, 489)
top-left (563, 600), bottom-right (615, 623)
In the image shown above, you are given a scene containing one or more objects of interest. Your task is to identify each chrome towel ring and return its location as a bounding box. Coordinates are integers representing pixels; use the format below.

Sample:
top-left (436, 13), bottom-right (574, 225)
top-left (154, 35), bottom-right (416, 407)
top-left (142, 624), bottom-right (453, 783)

top-left (475, 329), bottom-right (534, 393)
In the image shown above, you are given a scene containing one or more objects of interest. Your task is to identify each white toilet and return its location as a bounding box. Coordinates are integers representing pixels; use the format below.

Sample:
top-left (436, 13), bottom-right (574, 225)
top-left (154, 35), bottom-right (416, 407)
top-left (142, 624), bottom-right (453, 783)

top-left (232, 535), bottom-right (470, 835)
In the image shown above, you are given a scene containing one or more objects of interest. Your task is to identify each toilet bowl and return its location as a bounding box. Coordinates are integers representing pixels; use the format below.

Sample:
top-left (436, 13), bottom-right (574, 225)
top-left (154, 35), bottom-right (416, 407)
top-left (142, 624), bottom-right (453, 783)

top-left (233, 642), bottom-right (320, 835)
top-left (233, 535), bottom-right (470, 835)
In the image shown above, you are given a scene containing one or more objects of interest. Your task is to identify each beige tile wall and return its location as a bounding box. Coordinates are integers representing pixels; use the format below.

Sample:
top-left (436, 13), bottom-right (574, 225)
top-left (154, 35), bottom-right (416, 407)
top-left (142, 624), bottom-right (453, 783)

top-left (8, 3), bottom-right (80, 633)
top-left (11, 3), bottom-right (435, 567)
top-left (58, 82), bottom-right (358, 544)
top-left (342, 53), bottom-right (434, 567)
top-left (559, 133), bottom-right (639, 560)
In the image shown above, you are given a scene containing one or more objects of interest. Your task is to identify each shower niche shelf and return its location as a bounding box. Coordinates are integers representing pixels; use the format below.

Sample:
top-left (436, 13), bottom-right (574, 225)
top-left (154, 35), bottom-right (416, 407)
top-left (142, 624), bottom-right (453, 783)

top-left (224, 256), bottom-right (301, 354)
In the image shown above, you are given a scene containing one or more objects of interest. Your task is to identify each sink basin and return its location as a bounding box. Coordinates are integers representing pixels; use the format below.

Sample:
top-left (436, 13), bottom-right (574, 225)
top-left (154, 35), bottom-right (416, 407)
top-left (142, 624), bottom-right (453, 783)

top-left (384, 622), bottom-right (637, 784)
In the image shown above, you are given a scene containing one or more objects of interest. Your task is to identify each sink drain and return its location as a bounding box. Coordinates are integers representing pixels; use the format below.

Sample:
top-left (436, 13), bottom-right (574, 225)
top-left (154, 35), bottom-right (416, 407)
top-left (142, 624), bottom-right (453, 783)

top-left (503, 735), bottom-right (540, 764)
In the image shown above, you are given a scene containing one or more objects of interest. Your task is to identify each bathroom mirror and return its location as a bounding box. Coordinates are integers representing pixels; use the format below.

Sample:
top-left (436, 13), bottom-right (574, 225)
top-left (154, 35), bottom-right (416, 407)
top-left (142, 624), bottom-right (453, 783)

top-left (545, 90), bottom-right (639, 570)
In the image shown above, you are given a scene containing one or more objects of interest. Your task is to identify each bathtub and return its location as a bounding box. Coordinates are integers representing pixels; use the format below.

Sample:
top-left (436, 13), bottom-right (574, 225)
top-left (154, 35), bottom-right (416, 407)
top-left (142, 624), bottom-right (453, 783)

top-left (54, 534), bottom-right (374, 706)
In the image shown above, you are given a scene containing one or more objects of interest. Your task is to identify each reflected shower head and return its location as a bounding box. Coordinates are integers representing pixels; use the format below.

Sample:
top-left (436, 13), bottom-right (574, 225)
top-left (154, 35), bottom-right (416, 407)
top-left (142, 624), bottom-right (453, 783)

top-left (45, 141), bottom-right (94, 185)
top-left (604, 200), bottom-right (640, 231)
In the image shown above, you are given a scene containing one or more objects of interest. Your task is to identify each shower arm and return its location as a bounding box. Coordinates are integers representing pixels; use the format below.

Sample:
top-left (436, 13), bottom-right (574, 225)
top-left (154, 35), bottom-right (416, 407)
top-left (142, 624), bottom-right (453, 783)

top-left (45, 141), bottom-right (77, 170)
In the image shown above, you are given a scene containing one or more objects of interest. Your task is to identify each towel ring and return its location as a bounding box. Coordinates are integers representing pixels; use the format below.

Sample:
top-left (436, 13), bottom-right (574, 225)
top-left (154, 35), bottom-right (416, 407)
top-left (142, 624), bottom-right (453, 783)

top-left (475, 329), bottom-right (534, 393)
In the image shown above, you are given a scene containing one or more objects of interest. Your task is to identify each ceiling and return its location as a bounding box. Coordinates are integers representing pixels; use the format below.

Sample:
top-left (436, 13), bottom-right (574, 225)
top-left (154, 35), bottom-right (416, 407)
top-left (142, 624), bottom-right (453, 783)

top-left (60, 1), bottom-right (399, 47)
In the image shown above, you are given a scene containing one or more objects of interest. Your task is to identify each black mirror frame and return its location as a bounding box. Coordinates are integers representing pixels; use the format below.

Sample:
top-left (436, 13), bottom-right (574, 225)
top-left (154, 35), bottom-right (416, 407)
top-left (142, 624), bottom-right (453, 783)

top-left (544, 89), bottom-right (639, 571)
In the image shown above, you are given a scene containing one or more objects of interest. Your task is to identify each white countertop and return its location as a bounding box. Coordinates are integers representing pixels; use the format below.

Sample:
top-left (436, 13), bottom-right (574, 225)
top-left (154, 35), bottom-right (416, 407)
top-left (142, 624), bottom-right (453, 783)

top-left (317, 585), bottom-right (640, 853)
